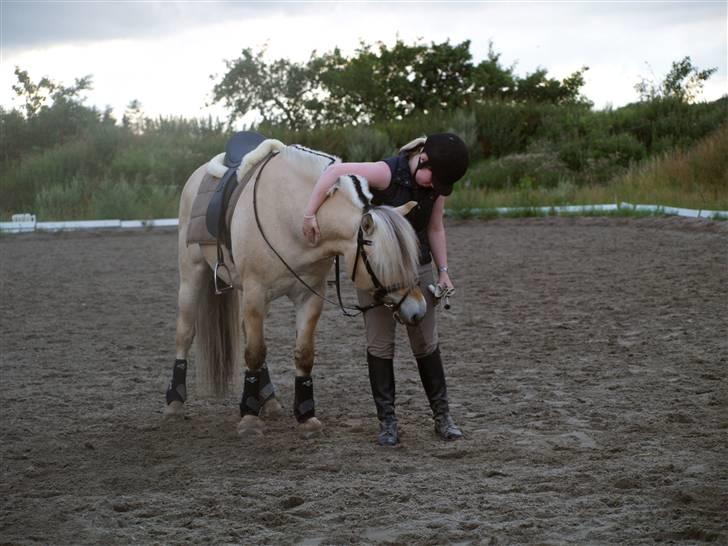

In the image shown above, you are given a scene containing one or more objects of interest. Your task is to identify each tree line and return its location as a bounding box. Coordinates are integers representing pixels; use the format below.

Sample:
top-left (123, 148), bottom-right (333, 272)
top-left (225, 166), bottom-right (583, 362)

top-left (212, 40), bottom-right (591, 129)
top-left (1, 38), bottom-right (723, 219)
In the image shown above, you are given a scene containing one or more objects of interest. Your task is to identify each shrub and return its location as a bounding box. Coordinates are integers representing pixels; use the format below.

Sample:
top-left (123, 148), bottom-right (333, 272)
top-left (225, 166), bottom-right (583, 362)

top-left (34, 176), bottom-right (92, 220)
top-left (471, 152), bottom-right (572, 190)
top-left (90, 179), bottom-right (142, 219)
top-left (345, 127), bottom-right (392, 162)
top-left (2, 140), bottom-right (97, 212)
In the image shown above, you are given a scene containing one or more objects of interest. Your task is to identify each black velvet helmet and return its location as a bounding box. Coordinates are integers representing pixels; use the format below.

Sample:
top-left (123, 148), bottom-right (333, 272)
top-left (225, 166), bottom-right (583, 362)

top-left (423, 133), bottom-right (469, 196)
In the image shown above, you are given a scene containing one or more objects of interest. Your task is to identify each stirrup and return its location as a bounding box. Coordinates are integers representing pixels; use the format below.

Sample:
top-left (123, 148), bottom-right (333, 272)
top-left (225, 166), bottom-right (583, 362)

top-left (213, 261), bottom-right (234, 294)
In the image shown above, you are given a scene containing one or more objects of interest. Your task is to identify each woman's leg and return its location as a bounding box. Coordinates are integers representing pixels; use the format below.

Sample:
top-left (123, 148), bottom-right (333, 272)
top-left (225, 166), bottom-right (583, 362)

top-left (358, 289), bottom-right (398, 446)
top-left (407, 263), bottom-right (463, 440)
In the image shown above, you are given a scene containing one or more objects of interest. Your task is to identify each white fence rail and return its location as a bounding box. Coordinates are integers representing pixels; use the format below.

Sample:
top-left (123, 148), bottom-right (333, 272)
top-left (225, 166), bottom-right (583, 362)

top-left (1, 203), bottom-right (725, 234)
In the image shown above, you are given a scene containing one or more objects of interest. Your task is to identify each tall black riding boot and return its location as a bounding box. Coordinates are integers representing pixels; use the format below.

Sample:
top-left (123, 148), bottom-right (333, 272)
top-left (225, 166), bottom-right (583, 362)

top-left (416, 347), bottom-right (463, 441)
top-left (367, 353), bottom-right (399, 446)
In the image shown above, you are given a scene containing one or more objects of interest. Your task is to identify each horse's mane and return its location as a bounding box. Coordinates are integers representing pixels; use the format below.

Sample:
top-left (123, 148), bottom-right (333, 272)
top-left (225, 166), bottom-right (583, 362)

top-left (367, 206), bottom-right (420, 289)
top-left (279, 144), bottom-right (341, 182)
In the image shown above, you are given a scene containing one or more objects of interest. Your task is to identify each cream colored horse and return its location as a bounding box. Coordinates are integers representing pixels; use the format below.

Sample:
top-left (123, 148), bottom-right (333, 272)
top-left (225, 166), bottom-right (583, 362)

top-left (165, 140), bottom-right (426, 437)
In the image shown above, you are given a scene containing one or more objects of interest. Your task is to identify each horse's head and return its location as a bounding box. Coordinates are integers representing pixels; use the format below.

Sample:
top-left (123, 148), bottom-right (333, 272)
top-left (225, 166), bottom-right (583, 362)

top-left (348, 202), bottom-right (427, 325)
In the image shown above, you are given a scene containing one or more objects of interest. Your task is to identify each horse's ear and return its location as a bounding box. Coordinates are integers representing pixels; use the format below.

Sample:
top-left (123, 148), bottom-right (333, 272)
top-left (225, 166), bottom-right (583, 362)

top-left (361, 212), bottom-right (375, 235)
top-left (395, 201), bottom-right (417, 217)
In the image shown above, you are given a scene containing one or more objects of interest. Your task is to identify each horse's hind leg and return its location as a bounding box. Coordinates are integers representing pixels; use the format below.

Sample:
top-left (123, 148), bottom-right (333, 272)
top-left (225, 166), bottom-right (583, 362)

top-left (293, 291), bottom-right (325, 438)
top-left (164, 248), bottom-right (208, 418)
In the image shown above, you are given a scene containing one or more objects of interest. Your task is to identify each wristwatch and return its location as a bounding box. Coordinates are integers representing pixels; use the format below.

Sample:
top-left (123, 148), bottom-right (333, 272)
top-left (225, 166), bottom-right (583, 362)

top-left (438, 266), bottom-right (449, 273)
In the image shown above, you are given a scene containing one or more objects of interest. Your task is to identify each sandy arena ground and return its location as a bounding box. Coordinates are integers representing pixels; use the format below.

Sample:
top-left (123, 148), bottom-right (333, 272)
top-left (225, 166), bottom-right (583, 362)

top-left (1, 217), bottom-right (726, 545)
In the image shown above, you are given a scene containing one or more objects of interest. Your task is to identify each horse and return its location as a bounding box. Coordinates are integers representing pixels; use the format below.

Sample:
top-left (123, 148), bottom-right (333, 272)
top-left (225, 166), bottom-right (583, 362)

top-left (164, 137), bottom-right (427, 437)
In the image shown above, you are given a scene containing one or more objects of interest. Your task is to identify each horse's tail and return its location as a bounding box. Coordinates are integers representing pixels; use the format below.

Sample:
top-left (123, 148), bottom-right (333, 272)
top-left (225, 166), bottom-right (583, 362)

top-left (195, 272), bottom-right (241, 397)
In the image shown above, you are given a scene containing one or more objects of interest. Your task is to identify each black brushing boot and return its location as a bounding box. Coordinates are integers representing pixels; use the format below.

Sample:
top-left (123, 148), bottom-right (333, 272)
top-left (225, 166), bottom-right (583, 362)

top-left (367, 353), bottom-right (399, 446)
top-left (416, 347), bottom-right (463, 440)
top-left (166, 359), bottom-right (187, 404)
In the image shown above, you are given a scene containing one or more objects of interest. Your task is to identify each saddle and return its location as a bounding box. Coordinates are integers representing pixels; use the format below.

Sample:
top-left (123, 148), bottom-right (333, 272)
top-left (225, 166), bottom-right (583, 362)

top-left (187, 132), bottom-right (267, 247)
top-left (186, 131), bottom-right (273, 293)
top-left (206, 131), bottom-right (267, 245)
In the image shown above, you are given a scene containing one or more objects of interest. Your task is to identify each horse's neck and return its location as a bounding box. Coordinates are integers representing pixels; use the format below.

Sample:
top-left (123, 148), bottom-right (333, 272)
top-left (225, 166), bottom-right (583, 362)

top-left (316, 192), bottom-right (360, 254)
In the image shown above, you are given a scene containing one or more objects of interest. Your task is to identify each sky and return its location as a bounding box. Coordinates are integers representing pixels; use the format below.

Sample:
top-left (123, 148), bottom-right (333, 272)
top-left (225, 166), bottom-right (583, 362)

top-left (1, 1), bottom-right (726, 126)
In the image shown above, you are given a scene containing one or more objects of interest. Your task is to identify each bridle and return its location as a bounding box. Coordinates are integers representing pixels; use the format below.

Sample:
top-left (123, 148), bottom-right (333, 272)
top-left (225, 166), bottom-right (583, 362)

top-left (349, 204), bottom-right (413, 315)
top-left (251, 149), bottom-right (415, 318)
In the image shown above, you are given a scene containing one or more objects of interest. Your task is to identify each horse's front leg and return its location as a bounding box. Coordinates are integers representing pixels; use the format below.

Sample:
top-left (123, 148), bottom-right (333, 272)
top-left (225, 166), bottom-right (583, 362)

top-left (237, 284), bottom-right (278, 436)
top-left (293, 291), bottom-right (325, 438)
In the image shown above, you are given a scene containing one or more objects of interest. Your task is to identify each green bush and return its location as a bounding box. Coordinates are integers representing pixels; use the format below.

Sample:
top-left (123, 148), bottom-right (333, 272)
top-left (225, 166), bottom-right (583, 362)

top-left (34, 176), bottom-right (92, 220)
top-left (591, 133), bottom-right (646, 166)
top-left (2, 139), bottom-right (98, 212)
top-left (471, 152), bottom-right (572, 190)
top-left (90, 179), bottom-right (142, 219)
top-left (446, 109), bottom-right (480, 161)
top-left (345, 126), bottom-right (393, 162)
top-left (473, 101), bottom-right (531, 157)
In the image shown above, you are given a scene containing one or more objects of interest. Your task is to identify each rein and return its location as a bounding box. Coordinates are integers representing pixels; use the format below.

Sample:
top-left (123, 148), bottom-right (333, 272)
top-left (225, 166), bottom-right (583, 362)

top-left (251, 149), bottom-right (402, 317)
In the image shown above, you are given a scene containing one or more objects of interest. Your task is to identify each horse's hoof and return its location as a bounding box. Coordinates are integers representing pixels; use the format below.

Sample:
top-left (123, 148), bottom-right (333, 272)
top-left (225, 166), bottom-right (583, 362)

top-left (298, 417), bottom-right (323, 439)
top-left (237, 415), bottom-right (264, 437)
top-left (260, 397), bottom-right (284, 419)
top-left (163, 400), bottom-right (185, 418)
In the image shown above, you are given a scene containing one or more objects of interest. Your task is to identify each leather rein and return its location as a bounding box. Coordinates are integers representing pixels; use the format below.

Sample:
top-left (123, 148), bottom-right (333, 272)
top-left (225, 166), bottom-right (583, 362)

top-left (251, 148), bottom-right (410, 317)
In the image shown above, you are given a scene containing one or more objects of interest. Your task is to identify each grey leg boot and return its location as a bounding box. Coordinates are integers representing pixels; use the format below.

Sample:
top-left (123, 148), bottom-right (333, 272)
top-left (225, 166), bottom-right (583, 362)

top-left (416, 347), bottom-right (463, 440)
top-left (367, 353), bottom-right (399, 446)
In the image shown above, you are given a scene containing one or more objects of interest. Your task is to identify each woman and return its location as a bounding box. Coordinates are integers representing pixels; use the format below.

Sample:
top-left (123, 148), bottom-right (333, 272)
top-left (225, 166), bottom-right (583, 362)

top-left (302, 133), bottom-right (468, 446)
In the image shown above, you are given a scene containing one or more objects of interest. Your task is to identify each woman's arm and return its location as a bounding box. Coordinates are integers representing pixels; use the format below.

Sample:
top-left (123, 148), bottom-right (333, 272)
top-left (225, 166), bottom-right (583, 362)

top-left (303, 161), bottom-right (391, 244)
top-left (427, 196), bottom-right (453, 290)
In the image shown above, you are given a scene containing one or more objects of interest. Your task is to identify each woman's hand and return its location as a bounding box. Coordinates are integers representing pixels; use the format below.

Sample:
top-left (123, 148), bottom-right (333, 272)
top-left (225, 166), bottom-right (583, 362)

top-left (438, 270), bottom-right (454, 291)
top-left (302, 214), bottom-right (320, 245)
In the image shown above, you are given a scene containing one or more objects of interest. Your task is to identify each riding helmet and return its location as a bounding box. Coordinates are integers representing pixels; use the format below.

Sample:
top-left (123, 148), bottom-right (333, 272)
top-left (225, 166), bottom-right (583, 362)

top-left (423, 133), bottom-right (469, 196)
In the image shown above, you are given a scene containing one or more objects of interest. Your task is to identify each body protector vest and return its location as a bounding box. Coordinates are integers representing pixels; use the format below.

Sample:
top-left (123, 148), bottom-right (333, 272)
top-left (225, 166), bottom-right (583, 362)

top-left (373, 153), bottom-right (436, 264)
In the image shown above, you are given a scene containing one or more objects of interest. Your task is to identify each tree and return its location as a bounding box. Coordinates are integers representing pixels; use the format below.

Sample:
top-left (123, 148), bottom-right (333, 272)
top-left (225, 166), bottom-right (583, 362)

top-left (635, 56), bottom-right (717, 103)
top-left (212, 48), bottom-right (325, 130)
top-left (11, 67), bottom-right (92, 118)
top-left (472, 42), bottom-right (517, 100)
top-left (123, 99), bottom-right (146, 134)
top-left (512, 66), bottom-right (590, 105)
top-left (211, 40), bottom-right (591, 129)
top-left (4, 68), bottom-right (99, 159)
top-left (319, 39), bottom-right (474, 124)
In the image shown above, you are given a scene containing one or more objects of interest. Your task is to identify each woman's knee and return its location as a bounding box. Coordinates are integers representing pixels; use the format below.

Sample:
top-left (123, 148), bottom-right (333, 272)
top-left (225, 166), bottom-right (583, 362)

top-left (412, 341), bottom-right (438, 360)
top-left (367, 342), bottom-right (395, 360)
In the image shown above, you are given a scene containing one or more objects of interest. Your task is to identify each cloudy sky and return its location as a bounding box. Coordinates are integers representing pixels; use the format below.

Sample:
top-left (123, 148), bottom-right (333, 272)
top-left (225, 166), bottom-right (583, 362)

top-left (1, 1), bottom-right (725, 124)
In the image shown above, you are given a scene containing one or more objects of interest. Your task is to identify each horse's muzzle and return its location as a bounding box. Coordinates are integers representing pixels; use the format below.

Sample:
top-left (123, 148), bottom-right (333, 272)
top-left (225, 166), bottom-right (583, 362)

top-left (391, 287), bottom-right (427, 326)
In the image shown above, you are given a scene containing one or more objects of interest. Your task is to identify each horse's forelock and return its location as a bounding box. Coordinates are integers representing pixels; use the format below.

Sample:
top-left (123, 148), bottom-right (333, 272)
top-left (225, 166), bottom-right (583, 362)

top-left (367, 206), bottom-right (419, 287)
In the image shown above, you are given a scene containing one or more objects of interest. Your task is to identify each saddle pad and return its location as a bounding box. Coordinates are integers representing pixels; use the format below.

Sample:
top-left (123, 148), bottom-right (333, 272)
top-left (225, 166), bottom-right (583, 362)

top-left (185, 155), bottom-right (270, 247)
top-left (186, 173), bottom-right (221, 246)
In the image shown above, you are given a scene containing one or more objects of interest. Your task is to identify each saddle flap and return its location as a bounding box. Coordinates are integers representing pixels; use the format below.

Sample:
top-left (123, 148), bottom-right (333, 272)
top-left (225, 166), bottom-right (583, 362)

top-left (205, 167), bottom-right (237, 239)
top-left (224, 131), bottom-right (267, 168)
